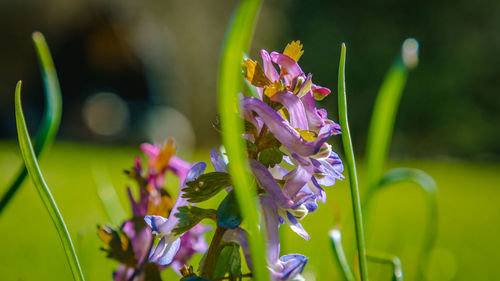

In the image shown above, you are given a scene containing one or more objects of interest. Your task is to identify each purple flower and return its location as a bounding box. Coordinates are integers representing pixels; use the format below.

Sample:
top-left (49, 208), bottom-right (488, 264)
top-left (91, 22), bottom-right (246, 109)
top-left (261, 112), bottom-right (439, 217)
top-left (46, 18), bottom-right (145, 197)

top-left (250, 163), bottom-right (309, 239)
top-left (241, 97), bottom-right (335, 157)
top-left (260, 196), bottom-right (308, 281)
top-left (242, 96), bottom-right (343, 201)
top-left (239, 46), bottom-right (345, 243)
top-left (145, 162), bottom-right (207, 266)
top-left (141, 141), bottom-right (192, 190)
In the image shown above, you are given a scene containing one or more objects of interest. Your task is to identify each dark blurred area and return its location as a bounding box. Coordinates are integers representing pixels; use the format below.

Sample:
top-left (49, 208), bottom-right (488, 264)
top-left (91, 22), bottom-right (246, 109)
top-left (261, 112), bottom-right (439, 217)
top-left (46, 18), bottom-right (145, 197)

top-left (0, 0), bottom-right (498, 159)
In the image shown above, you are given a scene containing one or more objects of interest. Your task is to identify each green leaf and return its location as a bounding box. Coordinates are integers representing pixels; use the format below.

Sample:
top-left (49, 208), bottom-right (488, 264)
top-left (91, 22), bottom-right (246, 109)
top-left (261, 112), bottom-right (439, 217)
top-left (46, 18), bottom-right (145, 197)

top-left (258, 147), bottom-right (284, 168)
top-left (213, 243), bottom-right (242, 280)
top-left (183, 172), bottom-right (232, 203)
top-left (92, 167), bottom-right (127, 225)
top-left (246, 139), bottom-right (258, 153)
top-left (217, 0), bottom-right (268, 279)
top-left (364, 38), bottom-right (419, 197)
top-left (15, 81), bottom-right (85, 281)
top-left (0, 31), bottom-right (62, 215)
top-left (366, 167), bottom-right (437, 281)
top-left (217, 191), bottom-right (242, 229)
top-left (173, 206), bottom-right (217, 235)
top-left (366, 250), bottom-right (403, 281)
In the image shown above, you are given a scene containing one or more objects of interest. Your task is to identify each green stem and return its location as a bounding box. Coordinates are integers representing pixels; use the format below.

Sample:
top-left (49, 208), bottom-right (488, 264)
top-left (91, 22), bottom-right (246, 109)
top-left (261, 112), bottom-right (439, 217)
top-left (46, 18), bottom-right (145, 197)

top-left (337, 43), bottom-right (369, 281)
top-left (201, 226), bottom-right (227, 279)
top-left (217, 0), bottom-right (269, 280)
top-left (15, 81), bottom-right (85, 281)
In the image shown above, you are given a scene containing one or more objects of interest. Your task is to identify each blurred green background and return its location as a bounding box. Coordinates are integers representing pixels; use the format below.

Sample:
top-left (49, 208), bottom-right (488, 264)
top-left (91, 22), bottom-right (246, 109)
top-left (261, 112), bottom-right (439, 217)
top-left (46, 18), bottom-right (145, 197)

top-left (0, 0), bottom-right (499, 280)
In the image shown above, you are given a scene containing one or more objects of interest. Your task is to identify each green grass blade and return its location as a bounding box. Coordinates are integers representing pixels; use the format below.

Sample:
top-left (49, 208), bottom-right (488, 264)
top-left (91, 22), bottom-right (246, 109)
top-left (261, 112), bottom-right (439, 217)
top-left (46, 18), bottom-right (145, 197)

top-left (92, 167), bottom-right (127, 225)
top-left (15, 81), bottom-right (85, 281)
top-left (364, 39), bottom-right (419, 196)
top-left (338, 43), bottom-right (369, 281)
top-left (369, 168), bottom-right (437, 281)
top-left (0, 32), bottom-right (62, 215)
top-left (366, 250), bottom-right (403, 281)
top-left (329, 227), bottom-right (356, 281)
top-left (217, 0), bottom-right (268, 280)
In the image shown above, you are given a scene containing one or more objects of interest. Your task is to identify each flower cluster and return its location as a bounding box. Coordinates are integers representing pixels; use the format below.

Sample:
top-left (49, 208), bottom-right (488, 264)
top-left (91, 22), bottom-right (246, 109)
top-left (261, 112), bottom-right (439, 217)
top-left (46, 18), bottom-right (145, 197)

top-left (240, 41), bottom-right (344, 280)
top-left (98, 140), bottom-right (210, 280)
top-left (99, 41), bottom-right (343, 281)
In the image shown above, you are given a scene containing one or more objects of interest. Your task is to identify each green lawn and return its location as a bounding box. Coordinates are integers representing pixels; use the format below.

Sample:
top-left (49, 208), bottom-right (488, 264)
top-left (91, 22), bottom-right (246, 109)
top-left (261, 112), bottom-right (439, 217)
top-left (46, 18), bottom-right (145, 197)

top-left (0, 142), bottom-right (499, 280)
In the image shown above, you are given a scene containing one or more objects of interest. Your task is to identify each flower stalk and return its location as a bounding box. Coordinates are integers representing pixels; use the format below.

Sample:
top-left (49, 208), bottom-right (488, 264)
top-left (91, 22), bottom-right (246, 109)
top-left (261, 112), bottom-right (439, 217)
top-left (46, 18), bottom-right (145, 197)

top-left (200, 226), bottom-right (227, 279)
top-left (337, 43), bottom-right (369, 281)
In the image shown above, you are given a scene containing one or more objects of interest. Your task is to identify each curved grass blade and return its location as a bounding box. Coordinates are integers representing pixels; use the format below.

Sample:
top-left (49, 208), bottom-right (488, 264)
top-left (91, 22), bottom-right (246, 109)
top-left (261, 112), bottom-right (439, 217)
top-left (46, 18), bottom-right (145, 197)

top-left (366, 168), bottom-right (437, 281)
top-left (366, 250), bottom-right (403, 281)
top-left (217, 0), bottom-right (268, 280)
top-left (329, 227), bottom-right (356, 281)
top-left (337, 43), bottom-right (369, 281)
top-left (364, 39), bottom-right (419, 197)
top-left (0, 32), bottom-right (62, 215)
top-left (15, 81), bottom-right (85, 281)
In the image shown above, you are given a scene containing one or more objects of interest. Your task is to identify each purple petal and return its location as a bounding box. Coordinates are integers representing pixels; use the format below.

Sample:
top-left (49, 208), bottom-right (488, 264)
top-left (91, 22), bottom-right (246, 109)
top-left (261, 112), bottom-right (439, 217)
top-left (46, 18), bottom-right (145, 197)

top-left (303, 200), bottom-right (319, 213)
top-left (271, 90), bottom-right (309, 130)
top-left (123, 220), bottom-right (153, 264)
top-left (210, 149), bottom-right (227, 173)
top-left (150, 237), bottom-right (182, 266)
top-left (173, 224), bottom-right (210, 265)
top-left (270, 52), bottom-right (304, 87)
top-left (268, 165), bottom-right (289, 179)
top-left (261, 49), bottom-right (280, 82)
top-left (144, 215), bottom-right (168, 233)
top-left (113, 265), bottom-right (134, 281)
top-left (283, 155), bottom-right (314, 200)
top-left (259, 196), bottom-right (281, 264)
top-left (293, 186), bottom-right (319, 213)
top-left (241, 97), bottom-right (333, 156)
top-left (311, 83), bottom-right (331, 100)
top-left (300, 91), bottom-right (325, 132)
top-left (284, 211), bottom-right (310, 240)
top-left (140, 143), bottom-right (159, 158)
top-left (162, 162), bottom-right (207, 235)
top-left (210, 149), bottom-right (232, 192)
top-left (277, 254), bottom-right (308, 280)
top-left (168, 156), bottom-right (192, 186)
top-left (317, 108), bottom-right (328, 120)
top-left (127, 187), bottom-right (147, 217)
top-left (149, 237), bottom-right (167, 262)
top-left (310, 150), bottom-right (344, 186)
top-left (189, 224), bottom-right (211, 253)
top-left (249, 159), bottom-right (295, 209)
top-left (134, 157), bottom-right (142, 174)
top-left (308, 177), bottom-right (326, 203)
